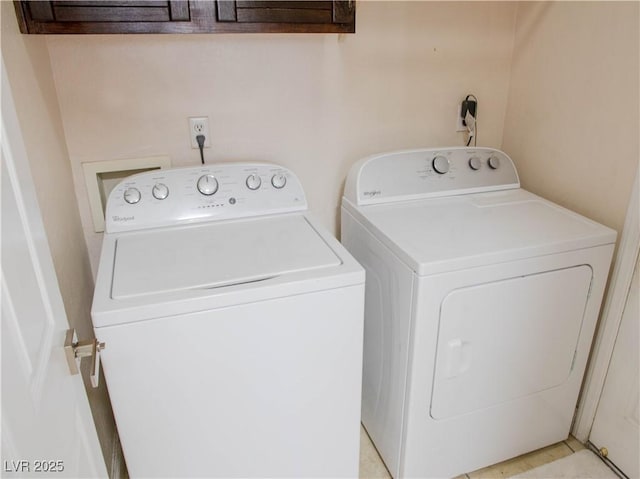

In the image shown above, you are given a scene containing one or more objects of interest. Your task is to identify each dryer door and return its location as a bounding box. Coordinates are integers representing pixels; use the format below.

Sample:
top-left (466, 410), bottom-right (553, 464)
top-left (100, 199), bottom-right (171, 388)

top-left (430, 265), bottom-right (592, 420)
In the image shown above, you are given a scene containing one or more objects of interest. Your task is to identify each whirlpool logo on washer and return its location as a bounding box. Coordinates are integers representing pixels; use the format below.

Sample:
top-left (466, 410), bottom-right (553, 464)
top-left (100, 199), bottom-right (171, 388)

top-left (363, 190), bottom-right (382, 197)
top-left (112, 215), bottom-right (135, 222)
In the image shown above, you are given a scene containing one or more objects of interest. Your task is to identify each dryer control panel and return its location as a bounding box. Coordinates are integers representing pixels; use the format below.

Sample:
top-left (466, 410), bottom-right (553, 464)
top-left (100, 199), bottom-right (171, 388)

top-left (105, 163), bottom-right (307, 233)
top-left (344, 147), bottom-right (520, 206)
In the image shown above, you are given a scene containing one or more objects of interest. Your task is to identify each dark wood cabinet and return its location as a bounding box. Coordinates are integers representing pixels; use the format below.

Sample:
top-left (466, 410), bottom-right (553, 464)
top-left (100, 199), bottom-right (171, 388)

top-left (216, 1), bottom-right (354, 32)
top-left (14, 1), bottom-right (203, 33)
top-left (14, 0), bottom-right (355, 34)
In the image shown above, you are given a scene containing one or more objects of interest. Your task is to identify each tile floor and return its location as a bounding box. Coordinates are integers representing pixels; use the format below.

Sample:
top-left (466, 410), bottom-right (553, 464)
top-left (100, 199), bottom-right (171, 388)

top-left (358, 425), bottom-right (587, 479)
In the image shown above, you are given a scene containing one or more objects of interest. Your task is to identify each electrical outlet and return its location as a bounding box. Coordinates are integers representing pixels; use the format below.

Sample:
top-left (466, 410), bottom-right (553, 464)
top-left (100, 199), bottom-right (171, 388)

top-left (189, 117), bottom-right (211, 148)
top-left (456, 104), bottom-right (467, 132)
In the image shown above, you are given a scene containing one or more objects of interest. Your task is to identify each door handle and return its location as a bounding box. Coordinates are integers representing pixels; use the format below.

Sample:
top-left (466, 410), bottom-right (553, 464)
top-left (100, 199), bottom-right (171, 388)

top-left (445, 338), bottom-right (471, 378)
top-left (64, 329), bottom-right (105, 388)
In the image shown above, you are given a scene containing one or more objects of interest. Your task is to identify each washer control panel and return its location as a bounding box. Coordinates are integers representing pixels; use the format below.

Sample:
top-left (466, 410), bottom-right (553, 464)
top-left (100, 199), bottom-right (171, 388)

top-left (344, 147), bottom-right (520, 206)
top-left (105, 163), bottom-right (307, 233)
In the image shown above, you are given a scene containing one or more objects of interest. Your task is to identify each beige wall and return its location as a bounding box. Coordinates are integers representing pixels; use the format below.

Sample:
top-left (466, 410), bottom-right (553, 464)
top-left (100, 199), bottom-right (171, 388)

top-left (3, 1), bottom-right (638, 473)
top-left (502, 2), bottom-right (639, 234)
top-left (45, 1), bottom-right (518, 276)
top-left (1, 2), bottom-right (120, 474)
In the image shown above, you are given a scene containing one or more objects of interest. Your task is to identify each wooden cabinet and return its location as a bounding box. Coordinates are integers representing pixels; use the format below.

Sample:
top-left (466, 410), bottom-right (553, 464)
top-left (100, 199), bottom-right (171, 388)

top-left (14, 1), bottom-right (204, 33)
top-left (216, 1), bottom-right (354, 33)
top-left (14, 0), bottom-right (355, 34)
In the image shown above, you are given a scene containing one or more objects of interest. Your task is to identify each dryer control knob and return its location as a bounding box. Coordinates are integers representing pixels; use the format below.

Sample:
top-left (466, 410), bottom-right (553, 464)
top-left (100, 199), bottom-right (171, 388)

top-left (123, 187), bottom-right (141, 204)
top-left (152, 183), bottom-right (169, 200)
top-left (197, 174), bottom-right (219, 196)
top-left (469, 157), bottom-right (482, 171)
top-left (432, 156), bottom-right (450, 174)
top-left (488, 156), bottom-right (501, 169)
top-left (246, 174), bottom-right (262, 190)
top-left (271, 173), bottom-right (287, 189)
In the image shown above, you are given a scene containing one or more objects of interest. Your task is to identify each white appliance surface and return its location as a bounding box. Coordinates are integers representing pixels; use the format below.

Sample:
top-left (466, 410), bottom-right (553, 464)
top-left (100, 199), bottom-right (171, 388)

top-left (340, 147), bottom-right (616, 478)
top-left (431, 264), bottom-right (592, 419)
top-left (352, 189), bottom-right (613, 275)
top-left (111, 214), bottom-right (340, 299)
top-left (92, 163), bottom-right (365, 478)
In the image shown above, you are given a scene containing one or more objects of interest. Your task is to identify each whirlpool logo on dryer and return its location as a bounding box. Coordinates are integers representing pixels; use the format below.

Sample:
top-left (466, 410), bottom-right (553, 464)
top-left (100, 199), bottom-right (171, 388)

top-left (112, 215), bottom-right (135, 222)
top-left (363, 190), bottom-right (382, 197)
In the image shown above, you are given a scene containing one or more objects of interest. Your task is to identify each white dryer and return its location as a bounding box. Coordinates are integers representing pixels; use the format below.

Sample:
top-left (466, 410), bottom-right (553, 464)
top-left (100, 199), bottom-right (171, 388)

top-left (341, 147), bottom-right (616, 478)
top-left (92, 163), bottom-right (365, 477)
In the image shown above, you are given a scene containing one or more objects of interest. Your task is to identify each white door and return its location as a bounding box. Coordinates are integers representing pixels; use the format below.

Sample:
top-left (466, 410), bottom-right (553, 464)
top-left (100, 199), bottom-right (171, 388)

top-left (589, 252), bottom-right (639, 478)
top-left (1, 62), bottom-right (107, 478)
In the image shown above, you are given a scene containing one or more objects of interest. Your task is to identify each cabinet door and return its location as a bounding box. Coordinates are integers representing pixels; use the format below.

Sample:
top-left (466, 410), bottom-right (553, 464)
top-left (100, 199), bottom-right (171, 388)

top-left (14, 0), bottom-right (355, 34)
top-left (14, 1), bottom-right (212, 34)
top-left (215, 0), bottom-right (355, 33)
top-left (27, 1), bottom-right (189, 23)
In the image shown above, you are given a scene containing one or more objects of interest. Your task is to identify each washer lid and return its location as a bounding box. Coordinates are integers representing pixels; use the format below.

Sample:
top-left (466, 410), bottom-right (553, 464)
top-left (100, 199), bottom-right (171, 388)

top-left (111, 215), bottom-right (341, 299)
top-left (348, 188), bottom-right (616, 275)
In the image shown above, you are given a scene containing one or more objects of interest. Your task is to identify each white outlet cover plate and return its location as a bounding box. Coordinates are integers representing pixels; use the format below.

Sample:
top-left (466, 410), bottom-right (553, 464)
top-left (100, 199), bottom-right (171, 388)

top-left (189, 117), bottom-right (211, 148)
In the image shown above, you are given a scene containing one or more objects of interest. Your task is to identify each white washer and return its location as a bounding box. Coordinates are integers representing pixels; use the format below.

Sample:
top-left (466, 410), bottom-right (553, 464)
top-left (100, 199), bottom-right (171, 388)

top-left (341, 147), bottom-right (616, 478)
top-left (92, 163), bottom-right (365, 478)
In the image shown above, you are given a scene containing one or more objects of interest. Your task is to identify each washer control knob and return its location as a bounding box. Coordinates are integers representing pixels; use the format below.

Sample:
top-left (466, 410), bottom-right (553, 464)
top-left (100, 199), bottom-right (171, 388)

top-left (152, 183), bottom-right (169, 200)
top-left (432, 155), bottom-right (450, 175)
top-left (246, 174), bottom-right (262, 190)
top-left (197, 174), bottom-right (219, 196)
top-left (271, 173), bottom-right (287, 189)
top-left (469, 157), bottom-right (482, 171)
top-left (488, 156), bottom-right (501, 170)
top-left (123, 187), bottom-right (141, 204)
